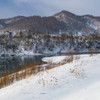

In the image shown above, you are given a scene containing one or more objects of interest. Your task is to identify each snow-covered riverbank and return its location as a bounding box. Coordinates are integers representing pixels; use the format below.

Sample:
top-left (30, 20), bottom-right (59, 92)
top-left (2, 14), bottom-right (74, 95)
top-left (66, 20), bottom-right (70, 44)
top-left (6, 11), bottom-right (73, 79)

top-left (0, 54), bottom-right (100, 100)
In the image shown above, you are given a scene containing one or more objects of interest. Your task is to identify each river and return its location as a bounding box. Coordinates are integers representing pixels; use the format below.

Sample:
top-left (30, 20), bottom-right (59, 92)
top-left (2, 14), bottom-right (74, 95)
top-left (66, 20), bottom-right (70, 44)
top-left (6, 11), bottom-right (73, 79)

top-left (0, 53), bottom-right (65, 77)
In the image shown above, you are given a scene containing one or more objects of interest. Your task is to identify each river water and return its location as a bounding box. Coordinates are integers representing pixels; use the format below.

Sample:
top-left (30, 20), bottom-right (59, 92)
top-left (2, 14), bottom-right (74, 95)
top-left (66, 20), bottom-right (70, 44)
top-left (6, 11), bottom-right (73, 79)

top-left (0, 53), bottom-right (65, 77)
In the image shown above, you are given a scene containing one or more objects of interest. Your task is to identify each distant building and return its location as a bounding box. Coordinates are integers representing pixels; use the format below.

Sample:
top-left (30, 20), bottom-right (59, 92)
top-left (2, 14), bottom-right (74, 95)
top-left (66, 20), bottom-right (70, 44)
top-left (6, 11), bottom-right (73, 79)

top-left (9, 32), bottom-right (13, 38)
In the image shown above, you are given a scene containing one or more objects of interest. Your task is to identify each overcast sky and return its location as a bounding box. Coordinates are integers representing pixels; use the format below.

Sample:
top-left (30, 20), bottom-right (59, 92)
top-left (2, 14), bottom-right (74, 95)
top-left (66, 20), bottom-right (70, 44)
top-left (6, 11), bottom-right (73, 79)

top-left (0, 0), bottom-right (100, 18)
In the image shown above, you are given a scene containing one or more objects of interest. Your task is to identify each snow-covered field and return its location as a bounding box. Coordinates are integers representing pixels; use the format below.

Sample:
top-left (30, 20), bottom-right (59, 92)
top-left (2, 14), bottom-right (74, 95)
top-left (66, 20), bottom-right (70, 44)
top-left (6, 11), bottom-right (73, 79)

top-left (0, 54), bottom-right (100, 100)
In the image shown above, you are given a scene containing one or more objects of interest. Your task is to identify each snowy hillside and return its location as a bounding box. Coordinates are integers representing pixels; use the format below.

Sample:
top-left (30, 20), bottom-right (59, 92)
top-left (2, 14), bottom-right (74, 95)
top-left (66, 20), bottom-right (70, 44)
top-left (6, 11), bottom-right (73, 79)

top-left (0, 34), bottom-right (100, 56)
top-left (0, 54), bottom-right (100, 100)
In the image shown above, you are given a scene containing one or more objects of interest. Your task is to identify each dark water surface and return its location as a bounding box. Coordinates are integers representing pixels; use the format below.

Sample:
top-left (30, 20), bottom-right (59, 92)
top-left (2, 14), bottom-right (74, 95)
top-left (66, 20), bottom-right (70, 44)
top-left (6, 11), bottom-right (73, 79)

top-left (0, 53), bottom-right (65, 76)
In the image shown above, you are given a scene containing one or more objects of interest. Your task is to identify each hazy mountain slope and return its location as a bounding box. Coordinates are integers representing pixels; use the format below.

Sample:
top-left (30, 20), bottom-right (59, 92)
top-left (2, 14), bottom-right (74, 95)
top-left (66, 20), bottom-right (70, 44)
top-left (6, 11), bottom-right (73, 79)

top-left (54, 10), bottom-right (96, 34)
top-left (82, 15), bottom-right (100, 32)
top-left (0, 10), bottom-right (100, 34)
top-left (2, 16), bottom-right (67, 34)
top-left (1, 16), bottom-right (25, 24)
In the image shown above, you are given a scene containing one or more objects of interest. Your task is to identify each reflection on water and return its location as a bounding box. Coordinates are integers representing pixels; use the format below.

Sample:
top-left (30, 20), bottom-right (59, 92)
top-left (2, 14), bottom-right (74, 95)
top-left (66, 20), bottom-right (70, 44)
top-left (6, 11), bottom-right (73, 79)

top-left (0, 55), bottom-right (41, 76)
top-left (0, 53), bottom-right (64, 77)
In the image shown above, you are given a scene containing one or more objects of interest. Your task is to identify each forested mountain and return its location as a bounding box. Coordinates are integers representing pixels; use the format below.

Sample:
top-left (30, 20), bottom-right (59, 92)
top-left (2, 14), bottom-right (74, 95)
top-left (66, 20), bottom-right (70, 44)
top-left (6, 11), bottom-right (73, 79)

top-left (0, 10), bottom-right (100, 34)
top-left (0, 10), bottom-right (100, 55)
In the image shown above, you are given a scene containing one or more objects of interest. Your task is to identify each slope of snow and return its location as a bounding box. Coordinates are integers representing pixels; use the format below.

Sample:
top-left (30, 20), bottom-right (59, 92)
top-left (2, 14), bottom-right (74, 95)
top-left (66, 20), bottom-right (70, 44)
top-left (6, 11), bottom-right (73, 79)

top-left (0, 54), bottom-right (100, 100)
top-left (42, 56), bottom-right (67, 63)
top-left (65, 81), bottom-right (100, 100)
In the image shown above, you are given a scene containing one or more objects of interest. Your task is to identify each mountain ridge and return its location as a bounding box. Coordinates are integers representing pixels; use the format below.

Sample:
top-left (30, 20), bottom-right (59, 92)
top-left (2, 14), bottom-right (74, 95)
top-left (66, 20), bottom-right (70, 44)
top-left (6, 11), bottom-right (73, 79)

top-left (0, 10), bottom-right (100, 34)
